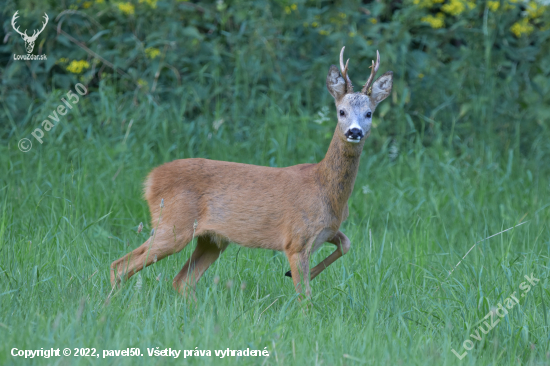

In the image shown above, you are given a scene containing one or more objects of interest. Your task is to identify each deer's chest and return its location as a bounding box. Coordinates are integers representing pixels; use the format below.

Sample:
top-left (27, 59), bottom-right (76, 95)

top-left (310, 202), bottom-right (349, 253)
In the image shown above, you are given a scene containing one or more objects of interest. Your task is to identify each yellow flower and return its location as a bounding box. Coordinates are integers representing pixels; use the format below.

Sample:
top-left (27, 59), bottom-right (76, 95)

top-left (319, 30), bottom-right (330, 35)
top-left (421, 13), bottom-right (445, 28)
top-left (57, 57), bottom-right (68, 64)
top-left (510, 18), bottom-right (534, 37)
top-left (487, 1), bottom-right (499, 11)
top-left (418, 73), bottom-right (425, 78)
top-left (137, 79), bottom-right (148, 87)
top-left (82, 1), bottom-right (93, 8)
top-left (285, 6), bottom-right (291, 14)
top-left (145, 47), bottom-right (160, 59)
top-left (349, 31), bottom-right (356, 37)
top-left (311, 22), bottom-right (318, 27)
top-left (66, 60), bottom-right (90, 74)
top-left (526, 1), bottom-right (545, 18)
top-left (96, 0), bottom-right (105, 3)
top-left (291, 4), bottom-right (297, 10)
top-left (441, 0), bottom-right (475, 16)
top-left (139, 0), bottom-right (157, 8)
top-left (339, 12), bottom-right (346, 19)
top-left (442, 0), bottom-right (464, 15)
top-left (117, 2), bottom-right (135, 15)
top-left (370, 18), bottom-right (378, 24)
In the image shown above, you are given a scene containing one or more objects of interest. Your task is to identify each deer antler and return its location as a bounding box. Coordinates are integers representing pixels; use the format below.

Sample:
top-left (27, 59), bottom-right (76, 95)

top-left (28, 13), bottom-right (49, 41)
top-left (361, 50), bottom-right (380, 95)
top-left (339, 46), bottom-right (353, 93)
top-left (11, 11), bottom-right (28, 38)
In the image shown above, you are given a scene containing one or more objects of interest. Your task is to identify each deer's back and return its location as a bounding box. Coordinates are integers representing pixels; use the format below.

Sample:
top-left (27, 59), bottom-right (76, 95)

top-left (143, 158), bottom-right (338, 251)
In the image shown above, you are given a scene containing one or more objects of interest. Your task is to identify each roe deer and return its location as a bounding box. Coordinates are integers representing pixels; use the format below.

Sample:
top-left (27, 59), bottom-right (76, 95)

top-left (110, 47), bottom-right (393, 298)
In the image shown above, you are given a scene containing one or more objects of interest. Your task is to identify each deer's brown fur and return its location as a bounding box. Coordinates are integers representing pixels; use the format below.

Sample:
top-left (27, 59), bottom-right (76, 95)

top-left (110, 47), bottom-right (393, 298)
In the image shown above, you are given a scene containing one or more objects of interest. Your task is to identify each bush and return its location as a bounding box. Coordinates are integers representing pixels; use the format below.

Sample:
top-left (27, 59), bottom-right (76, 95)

top-left (1, 0), bottom-right (549, 156)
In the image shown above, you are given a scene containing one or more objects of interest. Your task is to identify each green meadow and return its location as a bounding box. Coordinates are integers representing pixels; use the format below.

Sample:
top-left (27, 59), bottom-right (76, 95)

top-left (1, 0), bottom-right (550, 365)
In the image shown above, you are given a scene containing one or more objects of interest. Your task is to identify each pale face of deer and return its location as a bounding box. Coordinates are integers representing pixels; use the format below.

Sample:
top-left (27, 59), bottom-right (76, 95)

top-left (326, 65), bottom-right (393, 144)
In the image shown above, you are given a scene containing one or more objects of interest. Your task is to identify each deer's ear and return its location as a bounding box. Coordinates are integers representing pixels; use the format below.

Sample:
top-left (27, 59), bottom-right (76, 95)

top-left (326, 65), bottom-right (346, 102)
top-left (370, 71), bottom-right (393, 106)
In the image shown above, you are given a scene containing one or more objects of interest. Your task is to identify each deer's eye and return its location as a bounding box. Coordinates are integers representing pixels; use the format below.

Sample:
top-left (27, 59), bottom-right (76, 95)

top-left (366, 112), bottom-right (372, 118)
top-left (339, 110), bottom-right (345, 116)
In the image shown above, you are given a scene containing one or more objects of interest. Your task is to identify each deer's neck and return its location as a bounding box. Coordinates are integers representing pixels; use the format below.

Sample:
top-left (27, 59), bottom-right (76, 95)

top-left (315, 130), bottom-right (364, 216)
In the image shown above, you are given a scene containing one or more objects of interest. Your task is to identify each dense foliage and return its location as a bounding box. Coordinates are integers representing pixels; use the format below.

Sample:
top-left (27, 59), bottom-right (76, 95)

top-left (2, 0), bottom-right (550, 154)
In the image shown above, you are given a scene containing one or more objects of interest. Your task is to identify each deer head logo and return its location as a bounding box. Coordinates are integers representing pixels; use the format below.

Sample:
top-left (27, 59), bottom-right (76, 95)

top-left (11, 11), bottom-right (49, 54)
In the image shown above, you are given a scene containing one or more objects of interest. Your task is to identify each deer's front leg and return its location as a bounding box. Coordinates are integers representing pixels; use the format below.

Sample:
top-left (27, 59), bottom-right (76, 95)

top-left (286, 249), bottom-right (311, 298)
top-left (309, 231), bottom-right (350, 280)
top-left (285, 231), bottom-right (350, 281)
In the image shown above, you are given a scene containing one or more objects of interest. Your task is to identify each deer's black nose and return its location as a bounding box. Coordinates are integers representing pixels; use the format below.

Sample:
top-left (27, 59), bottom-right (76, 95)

top-left (345, 128), bottom-right (364, 141)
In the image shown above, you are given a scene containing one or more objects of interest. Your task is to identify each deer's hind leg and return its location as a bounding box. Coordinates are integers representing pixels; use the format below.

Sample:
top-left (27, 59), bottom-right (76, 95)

top-left (172, 235), bottom-right (228, 297)
top-left (110, 225), bottom-right (194, 287)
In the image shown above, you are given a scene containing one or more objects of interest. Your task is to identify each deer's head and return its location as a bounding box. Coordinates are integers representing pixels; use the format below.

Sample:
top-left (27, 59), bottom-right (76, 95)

top-left (11, 11), bottom-right (49, 54)
top-left (326, 47), bottom-right (392, 144)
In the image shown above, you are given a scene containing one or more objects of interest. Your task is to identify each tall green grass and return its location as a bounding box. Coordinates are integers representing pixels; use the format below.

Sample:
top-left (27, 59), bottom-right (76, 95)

top-left (1, 81), bottom-right (549, 365)
top-left (2, 1), bottom-right (550, 364)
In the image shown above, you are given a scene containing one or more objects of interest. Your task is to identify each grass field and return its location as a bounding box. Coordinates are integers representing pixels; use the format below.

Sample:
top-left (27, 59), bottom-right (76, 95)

top-left (1, 84), bottom-right (549, 365)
